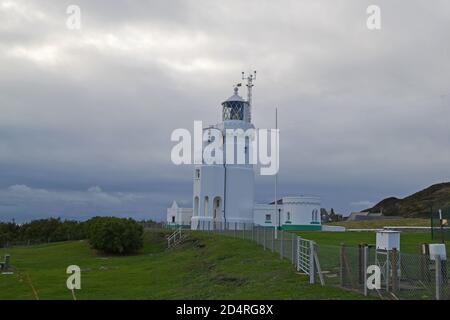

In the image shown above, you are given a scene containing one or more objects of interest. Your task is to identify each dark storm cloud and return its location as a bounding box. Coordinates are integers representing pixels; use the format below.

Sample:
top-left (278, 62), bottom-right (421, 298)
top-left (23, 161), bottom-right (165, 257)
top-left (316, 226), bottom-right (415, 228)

top-left (1, 0), bottom-right (450, 222)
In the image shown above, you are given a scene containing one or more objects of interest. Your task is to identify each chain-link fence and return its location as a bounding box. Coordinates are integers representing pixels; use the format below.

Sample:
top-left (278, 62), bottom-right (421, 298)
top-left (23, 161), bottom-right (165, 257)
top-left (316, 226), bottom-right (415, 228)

top-left (431, 207), bottom-right (450, 241)
top-left (315, 243), bottom-right (450, 300)
top-left (210, 224), bottom-right (300, 266)
top-left (196, 222), bottom-right (449, 300)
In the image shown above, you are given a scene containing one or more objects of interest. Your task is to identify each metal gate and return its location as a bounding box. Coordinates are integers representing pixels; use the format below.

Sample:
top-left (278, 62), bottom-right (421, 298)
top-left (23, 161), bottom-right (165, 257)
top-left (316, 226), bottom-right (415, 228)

top-left (297, 237), bottom-right (315, 284)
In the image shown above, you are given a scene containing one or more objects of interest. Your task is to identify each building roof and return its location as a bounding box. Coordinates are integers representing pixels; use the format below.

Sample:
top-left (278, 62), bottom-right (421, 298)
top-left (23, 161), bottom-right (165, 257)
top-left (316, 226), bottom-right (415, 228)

top-left (223, 86), bottom-right (246, 103)
top-left (269, 199), bottom-right (283, 205)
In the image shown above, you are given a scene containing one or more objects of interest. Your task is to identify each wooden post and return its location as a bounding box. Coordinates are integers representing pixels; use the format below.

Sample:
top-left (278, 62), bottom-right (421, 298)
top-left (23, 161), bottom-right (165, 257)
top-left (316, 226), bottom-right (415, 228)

top-left (420, 243), bottom-right (430, 281)
top-left (436, 256), bottom-right (443, 300)
top-left (340, 244), bottom-right (356, 289)
top-left (391, 248), bottom-right (399, 294)
top-left (313, 243), bottom-right (325, 286)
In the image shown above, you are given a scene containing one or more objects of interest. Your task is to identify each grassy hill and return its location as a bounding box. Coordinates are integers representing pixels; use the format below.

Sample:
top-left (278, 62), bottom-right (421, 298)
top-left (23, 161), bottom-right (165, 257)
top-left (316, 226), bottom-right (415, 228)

top-left (364, 182), bottom-right (450, 217)
top-left (0, 230), bottom-right (364, 300)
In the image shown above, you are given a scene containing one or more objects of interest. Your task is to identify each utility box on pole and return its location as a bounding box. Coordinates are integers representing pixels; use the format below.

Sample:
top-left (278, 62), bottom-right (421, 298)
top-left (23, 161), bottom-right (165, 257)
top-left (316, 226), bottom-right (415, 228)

top-left (376, 231), bottom-right (400, 251)
top-left (375, 230), bottom-right (401, 292)
top-left (429, 244), bottom-right (447, 261)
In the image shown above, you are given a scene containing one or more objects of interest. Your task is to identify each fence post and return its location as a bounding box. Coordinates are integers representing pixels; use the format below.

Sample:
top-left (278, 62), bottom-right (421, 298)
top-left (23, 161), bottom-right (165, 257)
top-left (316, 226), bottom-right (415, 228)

top-left (257, 226), bottom-right (259, 245)
top-left (386, 251), bottom-right (390, 293)
top-left (252, 225), bottom-right (254, 242)
top-left (420, 243), bottom-right (429, 281)
top-left (296, 236), bottom-right (300, 271)
top-left (263, 228), bottom-right (266, 250)
top-left (391, 248), bottom-right (399, 294)
top-left (292, 234), bottom-right (295, 265)
top-left (280, 230), bottom-right (284, 259)
top-left (364, 245), bottom-right (368, 296)
top-left (436, 256), bottom-right (443, 300)
top-left (340, 244), bottom-right (345, 287)
top-left (271, 228), bottom-right (275, 252)
top-left (358, 244), bottom-right (363, 285)
top-left (431, 206), bottom-right (434, 239)
top-left (309, 240), bottom-right (315, 284)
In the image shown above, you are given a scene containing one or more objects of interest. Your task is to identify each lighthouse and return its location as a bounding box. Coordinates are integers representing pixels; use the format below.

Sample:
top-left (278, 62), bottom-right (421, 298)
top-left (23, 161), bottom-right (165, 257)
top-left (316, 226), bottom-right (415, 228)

top-left (168, 73), bottom-right (323, 232)
top-left (191, 72), bottom-right (257, 230)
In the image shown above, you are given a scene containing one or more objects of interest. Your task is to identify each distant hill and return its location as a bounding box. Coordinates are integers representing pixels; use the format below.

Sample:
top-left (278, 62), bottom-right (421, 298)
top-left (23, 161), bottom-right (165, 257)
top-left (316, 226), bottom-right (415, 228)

top-left (364, 182), bottom-right (450, 217)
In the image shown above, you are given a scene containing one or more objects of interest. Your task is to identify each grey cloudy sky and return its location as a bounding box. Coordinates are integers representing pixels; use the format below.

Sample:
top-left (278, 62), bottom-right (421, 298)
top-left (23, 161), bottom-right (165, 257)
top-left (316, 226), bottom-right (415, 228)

top-left (1, 0), bottom-right (450, 222)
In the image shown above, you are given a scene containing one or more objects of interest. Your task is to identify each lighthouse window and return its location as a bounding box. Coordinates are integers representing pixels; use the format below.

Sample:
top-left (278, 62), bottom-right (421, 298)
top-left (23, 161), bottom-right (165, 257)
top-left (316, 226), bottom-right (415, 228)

top-left (286, 212), bottom-right (290, 222)
top-left (195, 169), bottom-right (200, 179)
top-left (312, 209), bottom-right (318, 222)
top-left (265, 214), bottom-right (271, 222)
top-left (222, 101), bottom-right (244, 120)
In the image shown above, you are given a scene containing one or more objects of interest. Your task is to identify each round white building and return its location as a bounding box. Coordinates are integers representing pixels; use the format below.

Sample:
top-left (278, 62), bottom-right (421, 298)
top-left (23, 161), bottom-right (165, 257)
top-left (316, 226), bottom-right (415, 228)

top-left (191, 86), bottom-right (255, 230)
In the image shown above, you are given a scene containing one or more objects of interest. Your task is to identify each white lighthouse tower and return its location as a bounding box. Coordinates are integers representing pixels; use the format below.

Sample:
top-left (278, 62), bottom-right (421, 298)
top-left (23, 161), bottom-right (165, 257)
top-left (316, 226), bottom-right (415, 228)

top-left (191, 72), bottom-right (257, 230)
top-left (168, 73), bottom-right (323, 231)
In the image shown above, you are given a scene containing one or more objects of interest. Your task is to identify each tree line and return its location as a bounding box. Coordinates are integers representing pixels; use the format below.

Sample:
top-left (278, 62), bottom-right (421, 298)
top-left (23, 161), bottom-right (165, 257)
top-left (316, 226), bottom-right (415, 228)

top-left (0, 217), bottom-right (160, 254)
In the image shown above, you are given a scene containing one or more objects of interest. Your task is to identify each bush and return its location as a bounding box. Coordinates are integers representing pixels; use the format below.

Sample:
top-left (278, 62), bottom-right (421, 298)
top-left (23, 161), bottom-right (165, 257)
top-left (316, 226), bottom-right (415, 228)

top-left (86, 217), bottom-right (143, 254)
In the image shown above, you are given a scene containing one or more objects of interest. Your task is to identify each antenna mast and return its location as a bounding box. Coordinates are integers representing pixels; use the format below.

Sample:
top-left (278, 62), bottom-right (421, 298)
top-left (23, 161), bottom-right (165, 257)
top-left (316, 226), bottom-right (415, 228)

top-left (242, 71), bottom-right (257, 122)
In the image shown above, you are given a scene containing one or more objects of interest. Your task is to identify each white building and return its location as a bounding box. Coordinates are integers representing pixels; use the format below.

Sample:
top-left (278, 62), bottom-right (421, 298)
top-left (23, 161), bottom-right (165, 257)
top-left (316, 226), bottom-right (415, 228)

top-left (253, 196), bottom-right (322, 231)
top-left (167, 201), bottom-right (193, 229)
top-left (169, 75), bottom-right (322, 231)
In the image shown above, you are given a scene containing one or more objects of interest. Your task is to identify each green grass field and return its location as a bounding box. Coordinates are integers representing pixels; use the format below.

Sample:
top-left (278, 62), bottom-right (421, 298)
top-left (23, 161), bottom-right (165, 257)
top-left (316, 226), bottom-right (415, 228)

top-left (296, 230), bottom-right (448, 253)
top-left (0, 231), bottom-right (365, 300)
top-left (327, 218), bottom-right (430, 230)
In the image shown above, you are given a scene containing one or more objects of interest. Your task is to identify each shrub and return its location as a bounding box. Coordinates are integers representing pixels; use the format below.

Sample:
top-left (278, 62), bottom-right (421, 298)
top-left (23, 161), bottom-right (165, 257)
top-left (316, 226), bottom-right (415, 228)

top-left (86, 217), bottom-right (143, 254)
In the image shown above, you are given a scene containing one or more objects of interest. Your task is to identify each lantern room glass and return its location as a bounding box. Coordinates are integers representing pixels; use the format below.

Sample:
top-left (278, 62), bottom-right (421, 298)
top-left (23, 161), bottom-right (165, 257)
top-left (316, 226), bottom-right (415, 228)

top-left (222, 101), bottom-right (245, 121)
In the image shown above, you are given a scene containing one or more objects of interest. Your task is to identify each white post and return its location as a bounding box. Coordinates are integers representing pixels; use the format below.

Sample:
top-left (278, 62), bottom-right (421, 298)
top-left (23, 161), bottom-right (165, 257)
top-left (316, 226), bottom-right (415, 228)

top-left (386, 251), bottom-right (390, 292)
top-left (274, 107), bottom-right (278, 239)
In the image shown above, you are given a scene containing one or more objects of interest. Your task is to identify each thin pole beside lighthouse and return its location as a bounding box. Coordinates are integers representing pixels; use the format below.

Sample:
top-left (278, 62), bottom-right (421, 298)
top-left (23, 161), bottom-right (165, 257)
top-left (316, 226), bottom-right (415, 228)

top-left (275, 107), bottom-right (279, 239)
